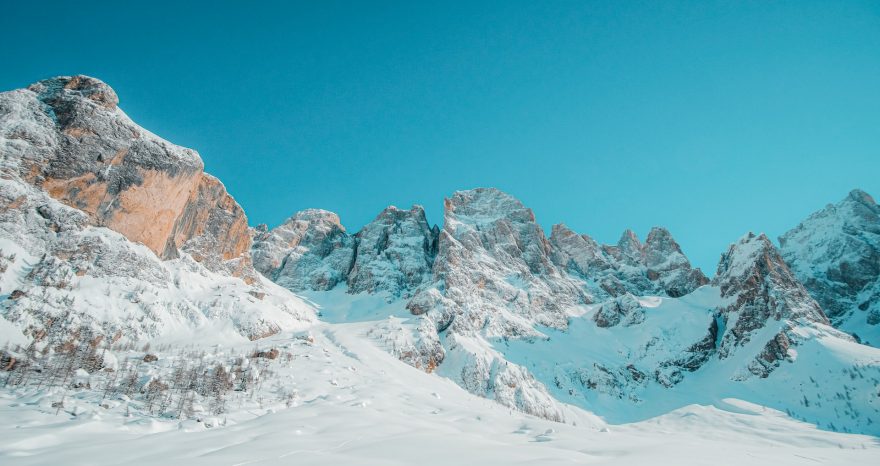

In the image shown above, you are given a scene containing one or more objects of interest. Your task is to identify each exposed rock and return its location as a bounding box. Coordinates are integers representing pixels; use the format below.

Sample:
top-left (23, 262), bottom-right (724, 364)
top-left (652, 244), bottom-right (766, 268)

top-left (2, 75), bottom-right (257, 279)
top-left (643, 227), bottom-right (710, 297)
top-left (347, 205), bottom-right (438, 297)
top-left (549, 225), bottom-right (707, 300)
top-left (780, 189), bottom-right (880, 346)
top-left (398, 188), bottom-right (588, 419)
top-left (0, 350), bottom-right (16, 371)
top-left (712, 233), bottom-right (827, 370)
top-left (252, 209), bottom-right (355, 291)
top-left (253, 348), bottom-right (280, 359)
top-left (593, 293), bottom-right (644, 328)
top-left (419, 188), bottom-right (587, 337)
top-left (0, 76), bottom-right (316, 344)
top-left (143, 353), bottom-right (158, 363)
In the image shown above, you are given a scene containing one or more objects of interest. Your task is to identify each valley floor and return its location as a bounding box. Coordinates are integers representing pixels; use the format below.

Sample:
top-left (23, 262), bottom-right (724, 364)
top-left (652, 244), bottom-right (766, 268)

top-left (1, 298), bottom-right (879, 465)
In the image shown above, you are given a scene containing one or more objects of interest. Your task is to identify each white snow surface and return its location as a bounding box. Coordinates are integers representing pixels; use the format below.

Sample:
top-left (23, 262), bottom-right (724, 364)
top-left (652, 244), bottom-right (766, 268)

top-left (1, 303), bottom-right (878, 466)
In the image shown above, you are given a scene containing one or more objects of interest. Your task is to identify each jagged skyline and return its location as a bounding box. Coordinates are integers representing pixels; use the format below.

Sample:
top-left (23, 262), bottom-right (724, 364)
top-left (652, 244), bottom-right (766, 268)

top-left (2, 1), bottom-right (878, 273)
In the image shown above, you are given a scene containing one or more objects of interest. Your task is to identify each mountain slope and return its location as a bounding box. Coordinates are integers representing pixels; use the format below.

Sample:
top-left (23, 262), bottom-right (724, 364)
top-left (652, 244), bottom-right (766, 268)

top-left (780, 189), bottom-right (880, 346)
top-left (0, 75), bottom-right (314, 344)
top-left (259, 186), bottom-right (880, 435)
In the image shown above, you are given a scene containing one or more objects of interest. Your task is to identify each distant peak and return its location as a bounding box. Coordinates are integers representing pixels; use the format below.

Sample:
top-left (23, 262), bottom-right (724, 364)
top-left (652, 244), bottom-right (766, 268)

top-left (617, 229), bottom-right (642, 249)
top-left (846, 188), bottom-right (876, 206)
top-left (645, 226), bottom-right (673, 242)
top-left (444, 187), bottom-right (534, 224)
top-left (288, 209), bottom-right (343, 228)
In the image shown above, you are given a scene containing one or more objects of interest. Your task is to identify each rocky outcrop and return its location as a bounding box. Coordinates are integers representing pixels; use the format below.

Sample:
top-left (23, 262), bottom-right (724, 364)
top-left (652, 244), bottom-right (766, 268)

top-left (253, 204), bottom-right (439, 298)
top-left (1, 75), bottom-right (255, 279)
top-left (347, 205), bottom-right (438, 297)
top-left (0, 76), bottom-right (314, 343)
top-left (712, 233), bottom-right (828, 375)
top-left (643, 227), bottom-right (710, 297)
top-left (549, 224), bottom-right (707, 300)
top-left (251, 209), bottom-right (355, 291)
top-left (593, 293), bottom-right (644, 328)
top-left (413, 188), bottom-right (588, 337)
top-left (401, 188), bottom-right (588, 419)
top-left (779, 189), bottom-right (880, 346)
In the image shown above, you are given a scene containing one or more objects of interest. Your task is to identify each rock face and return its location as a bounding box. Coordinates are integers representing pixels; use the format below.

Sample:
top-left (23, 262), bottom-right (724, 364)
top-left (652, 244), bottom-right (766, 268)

top-left (0, 76), bottom-right (314, 343)
top-left (779, 189), bottom-right (880, 346)
top-left (252, 209), bottom-right (355, 291)
top-left (593, 293), bottom-right (644, 328)
top-left (549, 224), bottom-right (708, 300)
top-left (347, 205), bottom-right (438, 297)
top-left (402, 188), bottom-right (590, 419)
top-left (415, 188), bottom-right (587, 336)
top-left (252, 205), bottom-right (439, 297)
top-left (3, 75), bottom-right (254, 279)
top-left (712, 233), bottom-right (829, 377)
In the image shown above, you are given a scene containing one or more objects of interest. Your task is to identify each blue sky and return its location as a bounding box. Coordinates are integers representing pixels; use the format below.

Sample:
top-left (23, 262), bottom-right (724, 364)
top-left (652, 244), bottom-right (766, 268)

top-left (2, 1), bottom-right (878, 272)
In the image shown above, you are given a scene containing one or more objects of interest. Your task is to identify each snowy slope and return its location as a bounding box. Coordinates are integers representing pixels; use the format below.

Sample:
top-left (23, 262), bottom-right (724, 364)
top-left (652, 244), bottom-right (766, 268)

top-left (1, 314), bottom-right (878, 466)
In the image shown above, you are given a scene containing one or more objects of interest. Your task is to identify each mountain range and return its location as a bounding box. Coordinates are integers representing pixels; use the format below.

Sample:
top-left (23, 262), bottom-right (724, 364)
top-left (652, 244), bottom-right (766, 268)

top-left (0, 76), bottom-right (878, 463)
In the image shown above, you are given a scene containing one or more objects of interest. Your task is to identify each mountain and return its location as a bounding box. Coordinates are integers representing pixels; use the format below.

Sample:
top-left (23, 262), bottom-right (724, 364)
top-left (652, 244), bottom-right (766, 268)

top-left (0, 76), bottom-right (878, 462)
top-left (549, 224), bottom-right (708, 300)
top-left (0, 76), bottom-right (314, 344)
top-left (780, 189), bottom-right (880, 346)
top-left (259, 187), bottom-right (879, 434)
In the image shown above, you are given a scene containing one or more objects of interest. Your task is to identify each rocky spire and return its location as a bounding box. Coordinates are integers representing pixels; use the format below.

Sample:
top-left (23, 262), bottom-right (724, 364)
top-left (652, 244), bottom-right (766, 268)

top-left (643, 227), bottom-right (708, 297)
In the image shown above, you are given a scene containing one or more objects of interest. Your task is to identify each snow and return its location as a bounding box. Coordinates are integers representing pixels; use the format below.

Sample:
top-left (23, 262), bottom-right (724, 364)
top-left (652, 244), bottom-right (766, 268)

top-left (1, 307), bottom-right (878, 465)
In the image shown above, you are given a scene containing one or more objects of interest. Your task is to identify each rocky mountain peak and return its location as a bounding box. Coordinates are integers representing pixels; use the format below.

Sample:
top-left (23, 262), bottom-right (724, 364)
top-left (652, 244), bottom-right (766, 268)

top-left (643, 226), bottom-right (708, 297)
top-left (347, 204), bottom-right (438, 297)
top-left (846, 188), bottom-right (876, 207)
top-left (251, 208), bottom-right (354, 291)
top-left (444, 187), bottom-right (537, 228)
top-left (0, 76), bottom-right (313, 343)
top-left (779, 189), bottom-right (880, 345)
top-left (548, 223), bottom-right (609, 278)
top-left (712, 232), bottom-right (828, 372)
top-left (28, 75), bottom-right (120, 110)
top-left (1, 75), bottom-right (257, 280)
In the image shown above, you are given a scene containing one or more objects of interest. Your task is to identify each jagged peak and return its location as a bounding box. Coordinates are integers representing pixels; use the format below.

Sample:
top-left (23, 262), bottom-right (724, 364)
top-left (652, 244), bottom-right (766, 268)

top-left (645, 226), bottom-right (675, 244)
top-left (372, 204), bottom-right (429, 223)
top-left (714, 232), bottom-right (792, 288)
top-left (285, 209), bottom-right (343, 228)
top-left (550, 223), bottom-right (571, 235)
top-left (27, 75), bottom-right (119, 110)
top-left (846, 188), bottom-right (876, 207)
top-left (616, 229), bottom-right (643, 258)
top-left (444, 187), bottom-right (535, 225)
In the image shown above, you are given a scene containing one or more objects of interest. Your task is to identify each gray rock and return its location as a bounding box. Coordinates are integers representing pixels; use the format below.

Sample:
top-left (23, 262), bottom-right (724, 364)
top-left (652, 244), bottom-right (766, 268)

top-left (252, 209), bottom-right (355, 291)
top-left (780, 189), bottom-right (880, 346)
top-left (347, 205), bottom-right (438, 297)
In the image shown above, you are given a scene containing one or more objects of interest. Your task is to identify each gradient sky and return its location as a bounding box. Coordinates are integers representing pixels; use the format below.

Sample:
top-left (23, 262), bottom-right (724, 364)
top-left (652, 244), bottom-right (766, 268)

top-left (2, 1), bottom-right (879, 273)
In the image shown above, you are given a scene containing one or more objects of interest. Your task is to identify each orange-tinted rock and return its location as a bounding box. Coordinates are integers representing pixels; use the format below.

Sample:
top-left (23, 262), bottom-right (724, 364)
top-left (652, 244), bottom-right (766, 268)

top-left (13, 75), bottom-right (256, 279)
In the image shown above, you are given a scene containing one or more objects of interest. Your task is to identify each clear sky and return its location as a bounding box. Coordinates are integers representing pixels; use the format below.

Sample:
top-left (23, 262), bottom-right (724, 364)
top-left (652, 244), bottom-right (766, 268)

top-left (2, 1), bottom-right (878, 273)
